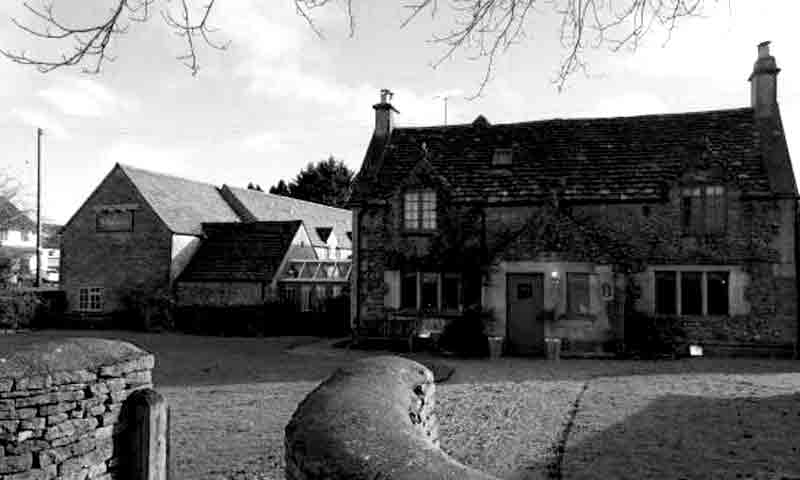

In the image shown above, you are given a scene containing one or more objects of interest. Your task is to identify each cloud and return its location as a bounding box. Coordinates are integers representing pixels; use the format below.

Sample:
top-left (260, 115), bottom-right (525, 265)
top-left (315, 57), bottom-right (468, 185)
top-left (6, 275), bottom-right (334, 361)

top-left (240, 131), bottom-right (291, 153)
top-left (10, 108), bottom-right (70, 139)
top-left (580, 92), bottom-right (671, 118)
top-left (104, 141), bottom-right (194, 176)
top-left (38, 78), bottom-right (137, 118)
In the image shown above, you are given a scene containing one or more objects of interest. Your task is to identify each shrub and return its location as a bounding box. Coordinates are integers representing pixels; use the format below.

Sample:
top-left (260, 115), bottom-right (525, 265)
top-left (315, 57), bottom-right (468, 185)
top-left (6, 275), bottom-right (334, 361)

top-left (120, 287), bottom-right (175, 331)
top-left (438, 306), bottom-right (490, 357)
top-left (625, 311), bottom-right (686, 358)
top-left (0, 290), bottom-right (42, 329)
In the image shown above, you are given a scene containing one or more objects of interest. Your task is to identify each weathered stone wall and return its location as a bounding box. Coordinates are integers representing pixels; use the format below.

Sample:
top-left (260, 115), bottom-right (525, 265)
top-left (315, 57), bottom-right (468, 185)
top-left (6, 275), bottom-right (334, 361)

top-left (355, 187), bottom-right (796, 350)
top-left (61, 167), bottom-right (173, 316)
top-left (285, 356), bottom-right (497, 480)
top-left (0, 338), bottom-right (154, 480)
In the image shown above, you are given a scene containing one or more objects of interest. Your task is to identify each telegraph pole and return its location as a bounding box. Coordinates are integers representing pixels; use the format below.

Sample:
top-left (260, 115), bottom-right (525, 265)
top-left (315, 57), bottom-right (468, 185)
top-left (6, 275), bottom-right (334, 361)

top-left (35, 128), bottom-right (41, 287)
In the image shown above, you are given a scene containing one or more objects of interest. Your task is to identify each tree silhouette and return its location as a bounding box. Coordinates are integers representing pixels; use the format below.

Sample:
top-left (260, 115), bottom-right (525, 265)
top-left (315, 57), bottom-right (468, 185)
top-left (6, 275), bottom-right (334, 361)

top-left (269, 156), bottom-right (353, 208)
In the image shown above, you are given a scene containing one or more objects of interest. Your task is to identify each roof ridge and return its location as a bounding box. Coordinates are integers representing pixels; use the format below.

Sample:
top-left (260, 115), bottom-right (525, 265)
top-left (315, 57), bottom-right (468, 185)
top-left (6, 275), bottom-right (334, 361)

top-left (202, 219), bottom-right (302, 227)
top-left (118, 163), bottom-right (221, 188)
top-left (223, 185), bottom-right (351, 214)
top-left (394, 106), bottom-right (753, 131)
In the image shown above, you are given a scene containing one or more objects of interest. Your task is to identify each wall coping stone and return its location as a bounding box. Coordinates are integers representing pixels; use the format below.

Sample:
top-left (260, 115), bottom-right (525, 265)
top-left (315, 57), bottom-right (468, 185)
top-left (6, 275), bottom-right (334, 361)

top-left (284, 355), bottom-right (498, 479)
top-left (0, 337), bottom-right (152, 381)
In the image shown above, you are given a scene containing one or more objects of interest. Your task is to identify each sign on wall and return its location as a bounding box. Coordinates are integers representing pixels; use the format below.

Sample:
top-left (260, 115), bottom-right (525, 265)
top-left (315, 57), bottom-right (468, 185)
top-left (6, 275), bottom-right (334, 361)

top-left (96, 210), bottom-right (133, 232)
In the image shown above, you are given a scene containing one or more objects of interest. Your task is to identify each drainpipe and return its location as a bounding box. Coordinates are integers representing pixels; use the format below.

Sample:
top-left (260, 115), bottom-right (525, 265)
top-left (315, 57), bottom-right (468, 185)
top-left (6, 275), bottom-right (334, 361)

top-left (351, 207), bottom-right (364, 332)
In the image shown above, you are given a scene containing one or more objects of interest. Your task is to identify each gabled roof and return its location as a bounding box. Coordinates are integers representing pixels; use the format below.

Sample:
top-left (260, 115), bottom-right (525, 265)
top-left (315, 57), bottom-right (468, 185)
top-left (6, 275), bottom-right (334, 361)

top-left (0, 198), bottom-right (35, 231)
top-left (119, 164), bottom-right (240, 235)
top-left (220, 186), bottom-right (351, 249)
top-left (41, 223), bottom-right (61, 249)
top-left (350, 107), bottom-right (775, 204)
top-left (499, 206), bottom-right (643, 264)
top-left (178, 221), bottom-right (305, 282)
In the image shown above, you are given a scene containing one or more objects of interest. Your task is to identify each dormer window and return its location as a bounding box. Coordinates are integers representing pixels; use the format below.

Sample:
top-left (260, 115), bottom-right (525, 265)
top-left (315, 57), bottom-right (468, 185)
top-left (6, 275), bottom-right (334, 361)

top-left (681, 185), bottom-right (726, 235)
top-left (492, 148), bottom-right (513, 166)
top-left (404, 190), bottom-right (436, 231)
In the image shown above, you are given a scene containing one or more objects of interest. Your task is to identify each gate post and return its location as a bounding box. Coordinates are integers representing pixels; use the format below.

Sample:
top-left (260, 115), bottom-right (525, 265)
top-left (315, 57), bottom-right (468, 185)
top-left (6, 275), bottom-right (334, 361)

top-left (125, 388), bottom-right (169, 480)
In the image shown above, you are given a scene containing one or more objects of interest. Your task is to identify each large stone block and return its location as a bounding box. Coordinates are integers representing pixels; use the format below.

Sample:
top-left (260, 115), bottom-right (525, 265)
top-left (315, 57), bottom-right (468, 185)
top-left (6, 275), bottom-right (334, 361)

top-left (99, 356), bottom-right (155, 378)
top-left (285, 356), bottom-right (497, 480)
top-left (0, 453), bottom-right (33, 474)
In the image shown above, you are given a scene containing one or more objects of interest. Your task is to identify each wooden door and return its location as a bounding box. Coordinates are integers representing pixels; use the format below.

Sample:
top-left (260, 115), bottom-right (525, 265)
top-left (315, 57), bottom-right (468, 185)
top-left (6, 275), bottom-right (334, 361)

top-left (506, 273), bottom-right (545, 355)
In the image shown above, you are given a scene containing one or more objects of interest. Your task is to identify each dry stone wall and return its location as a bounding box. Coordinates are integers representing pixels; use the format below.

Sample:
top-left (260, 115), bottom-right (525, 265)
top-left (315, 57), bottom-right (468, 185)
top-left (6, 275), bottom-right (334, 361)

top-left (0, 338), bottom-right (154, 480)
top-left (285, 356), bottom-right (498, 480)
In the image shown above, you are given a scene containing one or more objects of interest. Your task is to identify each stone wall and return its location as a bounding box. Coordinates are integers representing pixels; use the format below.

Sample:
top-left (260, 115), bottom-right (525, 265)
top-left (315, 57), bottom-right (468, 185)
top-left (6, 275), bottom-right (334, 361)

top-left (0, 338), bottom-right (155, 480)
top-left (355, 187), bottom-right (797, 351)
top-left (285, 356), bottom-right (497, 480)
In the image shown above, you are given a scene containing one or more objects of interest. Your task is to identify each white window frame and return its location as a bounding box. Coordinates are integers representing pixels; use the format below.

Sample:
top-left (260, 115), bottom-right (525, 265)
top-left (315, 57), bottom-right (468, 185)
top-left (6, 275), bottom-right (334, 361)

top-left (403, 190), bottom-right (437, 231)
top-left (78, 287), bottom-right (103, 312)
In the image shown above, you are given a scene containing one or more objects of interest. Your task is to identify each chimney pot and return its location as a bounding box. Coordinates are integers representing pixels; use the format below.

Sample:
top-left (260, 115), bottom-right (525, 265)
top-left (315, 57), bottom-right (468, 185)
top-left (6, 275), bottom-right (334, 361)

top-left (749, 41), bottom-right (780, 119)
top-left (373, 88), bottom-right (398, 137)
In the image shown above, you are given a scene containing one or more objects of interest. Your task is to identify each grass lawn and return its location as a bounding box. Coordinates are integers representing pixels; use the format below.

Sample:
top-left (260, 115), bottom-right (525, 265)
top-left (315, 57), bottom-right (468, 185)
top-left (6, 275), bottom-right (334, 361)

top-left (2, 330), bottom-right (799, 480)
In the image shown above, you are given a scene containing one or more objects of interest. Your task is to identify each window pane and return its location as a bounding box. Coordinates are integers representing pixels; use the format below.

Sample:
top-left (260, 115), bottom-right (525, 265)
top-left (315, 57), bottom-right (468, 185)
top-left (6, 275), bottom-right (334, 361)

top-left (79, 288), bottom-right (88, 311)
top-left (707, 190), bottom-right (726, 233)
top-left (421, 191), bottom-right (436, 230)
top-left (492, 148), bottom-right (513, 166)
top-left (420, 273), bottom-right (439, 310)
top-left (681, 196), bottom-right (692, 230)
top-left (443, 274), bottom-right (461, 310)
top-left (404, 193), bottom-right (419, 229)
top-left (655, 271), bottom-right (677, 315)
top-left (681, 272), bottom-right (702, 315)
top-left (401, 273), bottom-right (417, 309)
top-left (707, 271), bottom-right (729, 315)
top-left (567, 273), bottom-right (590, 314)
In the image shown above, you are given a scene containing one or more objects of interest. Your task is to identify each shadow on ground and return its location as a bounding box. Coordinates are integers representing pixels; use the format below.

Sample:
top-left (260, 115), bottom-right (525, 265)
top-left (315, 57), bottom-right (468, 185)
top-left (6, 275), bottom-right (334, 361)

top-left (517, 393), bottom-right (800, 480)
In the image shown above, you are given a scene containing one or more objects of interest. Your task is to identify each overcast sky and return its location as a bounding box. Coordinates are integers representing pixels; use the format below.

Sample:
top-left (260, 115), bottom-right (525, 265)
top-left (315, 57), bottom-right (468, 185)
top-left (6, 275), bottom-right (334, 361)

top-left (0, 1), bottom-right (798, 224)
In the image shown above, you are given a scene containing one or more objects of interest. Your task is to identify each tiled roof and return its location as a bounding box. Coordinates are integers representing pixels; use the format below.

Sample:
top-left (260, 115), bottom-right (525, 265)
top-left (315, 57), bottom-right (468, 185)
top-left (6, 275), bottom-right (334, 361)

top-left (119, 164), bottom-right (240, 235)
top-left (351, 108), bottom-right (773, 203)
top-left (0, 198), bottom-right (35, 231)
top-left (41, 223), bottom-right (61, 249)
top-left (221, 186), bottom-right (352, 249)
top-left (499, 206), bottom-right (643, 264)
top-left (179, 221), bottom-right (303, 282)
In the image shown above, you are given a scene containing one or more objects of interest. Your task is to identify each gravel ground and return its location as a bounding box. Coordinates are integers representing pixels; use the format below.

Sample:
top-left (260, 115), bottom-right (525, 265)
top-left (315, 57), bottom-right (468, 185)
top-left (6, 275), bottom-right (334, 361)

top-left (3, 331), bottom-right (799, 480)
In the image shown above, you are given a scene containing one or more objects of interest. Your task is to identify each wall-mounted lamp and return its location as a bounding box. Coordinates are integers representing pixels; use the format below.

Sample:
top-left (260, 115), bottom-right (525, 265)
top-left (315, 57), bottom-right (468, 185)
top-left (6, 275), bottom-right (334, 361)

top-left (550, 270), bottom-right (561, 286)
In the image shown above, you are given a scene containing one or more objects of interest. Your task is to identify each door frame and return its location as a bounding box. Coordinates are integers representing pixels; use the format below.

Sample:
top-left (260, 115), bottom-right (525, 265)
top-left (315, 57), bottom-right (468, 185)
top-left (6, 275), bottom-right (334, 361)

top-left (505, 272), bottom-right (545, 355)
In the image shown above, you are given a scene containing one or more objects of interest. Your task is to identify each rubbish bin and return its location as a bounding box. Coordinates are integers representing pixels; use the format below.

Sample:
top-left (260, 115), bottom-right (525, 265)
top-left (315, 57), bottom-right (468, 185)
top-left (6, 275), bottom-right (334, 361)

top-left (545, 337), bottom-right (562, 361)
top-left (487, 336), bottom-right (504, 359)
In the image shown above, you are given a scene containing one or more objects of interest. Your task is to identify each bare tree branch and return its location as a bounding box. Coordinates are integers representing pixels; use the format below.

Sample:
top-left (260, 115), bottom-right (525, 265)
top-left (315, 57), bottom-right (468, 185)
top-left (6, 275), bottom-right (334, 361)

top-left (2, 0), bottom-right (709, 95)
top-left (162, 0), bottom-right (229, 75)
top-left (1, 0), bottom-right (227, 75)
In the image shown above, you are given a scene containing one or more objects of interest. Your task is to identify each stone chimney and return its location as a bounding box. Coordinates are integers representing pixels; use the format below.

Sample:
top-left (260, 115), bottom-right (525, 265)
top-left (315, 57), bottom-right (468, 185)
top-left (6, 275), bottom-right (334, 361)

top-left (749, 41), bottom-right (780, 118)
top-left (373, 89), bottom-right (398, 137)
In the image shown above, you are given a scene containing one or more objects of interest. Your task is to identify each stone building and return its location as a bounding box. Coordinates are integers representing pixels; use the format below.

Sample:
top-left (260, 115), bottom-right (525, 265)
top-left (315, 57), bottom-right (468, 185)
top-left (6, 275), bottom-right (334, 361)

top-left (348, 42), bottom-right (798, 356)
top-left (61, 164), bottom-right (351, 319)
